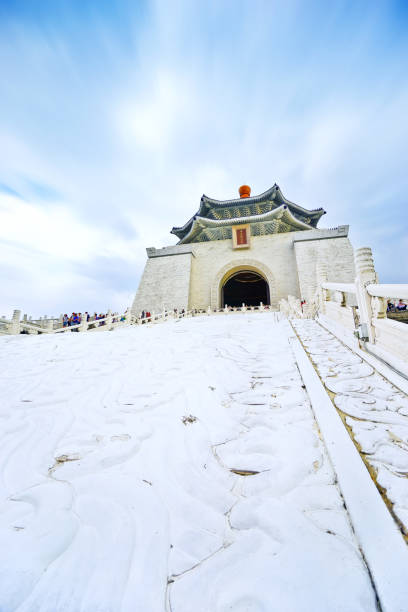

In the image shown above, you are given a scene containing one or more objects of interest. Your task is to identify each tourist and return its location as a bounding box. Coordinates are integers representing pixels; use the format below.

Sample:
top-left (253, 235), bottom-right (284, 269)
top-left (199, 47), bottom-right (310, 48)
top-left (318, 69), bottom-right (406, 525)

top-left (387, 301), bottom-right (395, 312)
top-left (63, 314), bottom-right (69, 327)
top-left (69, 312), bottom-right (79, 331)
top-left (397, 299), bottom-right (407, 311)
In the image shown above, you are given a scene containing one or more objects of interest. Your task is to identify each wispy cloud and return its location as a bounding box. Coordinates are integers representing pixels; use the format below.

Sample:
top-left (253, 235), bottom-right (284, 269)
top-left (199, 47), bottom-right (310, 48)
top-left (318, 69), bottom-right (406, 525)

top-left (0, 0), bottom-right (407, 315)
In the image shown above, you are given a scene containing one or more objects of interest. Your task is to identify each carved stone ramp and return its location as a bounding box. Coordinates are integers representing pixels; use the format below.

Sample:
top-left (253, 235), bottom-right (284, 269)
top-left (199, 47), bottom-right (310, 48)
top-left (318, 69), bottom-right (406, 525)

top-left (290, 322), bottom-right (408, 612)
top-left (0, 313), bottom-right (379, 611)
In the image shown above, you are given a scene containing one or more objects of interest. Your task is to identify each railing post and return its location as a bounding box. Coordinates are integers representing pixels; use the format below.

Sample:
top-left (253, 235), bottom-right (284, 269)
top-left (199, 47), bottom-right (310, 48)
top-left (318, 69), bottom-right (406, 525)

top-left (333, 290), bottom-right (344, 306)
top-left (26, 315), bottom-right (35, 334)
top-left (207, 306), bottom-right (211, 316)
top-left (355, 247), bottom-right (377, 343)
top-left (80, 313), bottom-right (88, 332)
top-left (242, 303), bottom-right (247, 312)
top-left (371, 296), bottom-right (387, 320)
top-left (106, 309), bottom-right (113, 328)
top-left (46, 318), bottom-right (54, 332)
top-left (259, 302), bottom-right (264, 312)
top-left (9, 310), bottom-right (21, 334)
top-left (125, 307), bottom-right (132, 324)
top-left (224, 304), bottom-right (228, 313)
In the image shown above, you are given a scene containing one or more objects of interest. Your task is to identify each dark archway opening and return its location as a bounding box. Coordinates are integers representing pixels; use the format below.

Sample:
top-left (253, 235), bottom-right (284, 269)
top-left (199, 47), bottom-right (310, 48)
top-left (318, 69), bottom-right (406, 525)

top-left (222, 271), bottom-right (270, 307)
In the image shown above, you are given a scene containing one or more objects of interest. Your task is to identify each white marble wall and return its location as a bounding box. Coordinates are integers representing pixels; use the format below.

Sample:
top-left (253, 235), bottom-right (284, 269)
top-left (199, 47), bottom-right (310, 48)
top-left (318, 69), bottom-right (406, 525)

top-left (132, 227), bottom-right (355, 312)
top-left (294, 236), bottom-right (355, 302)
top-left (132, 252), bottom-right (193, 314)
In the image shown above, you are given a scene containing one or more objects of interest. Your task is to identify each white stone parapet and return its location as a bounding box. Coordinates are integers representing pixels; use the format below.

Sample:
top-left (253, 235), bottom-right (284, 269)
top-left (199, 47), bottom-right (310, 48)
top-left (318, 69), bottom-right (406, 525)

top-left (310, 247), bottom-right (408, 376)
top-left (146, 245), bottom-right (195, 258)
top-left (0, 309), bottom-right (133, 336)
top-left (321, 282), bottom-right (356, 294)
top-left (366, 284), bottom-right (408, 299)
top-left (292, 225), bottom-right (349, 242)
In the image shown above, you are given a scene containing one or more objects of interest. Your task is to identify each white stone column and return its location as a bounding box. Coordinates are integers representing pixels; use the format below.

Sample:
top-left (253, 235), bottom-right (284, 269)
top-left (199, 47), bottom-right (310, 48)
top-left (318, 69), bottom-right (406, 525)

top-left (354, 247), bottom-right (377, 343)
top-left (106, 309), bottom-right (113, 329)
top-left (80, 313), bottom-right (88, 332)
top-left (9, 310), bottom-right (21, 335)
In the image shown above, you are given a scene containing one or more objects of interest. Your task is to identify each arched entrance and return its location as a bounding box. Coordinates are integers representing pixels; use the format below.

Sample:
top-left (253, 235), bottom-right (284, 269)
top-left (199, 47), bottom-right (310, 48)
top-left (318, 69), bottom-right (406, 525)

top-left (222, 270), bottom-right (270, 307)
top-left (211, 259), bottom-right (277, 310)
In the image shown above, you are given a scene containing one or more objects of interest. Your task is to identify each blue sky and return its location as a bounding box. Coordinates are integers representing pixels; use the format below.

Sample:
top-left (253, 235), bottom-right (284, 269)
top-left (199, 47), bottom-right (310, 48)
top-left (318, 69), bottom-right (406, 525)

top-left (0, 0), bottom-right (407, 316)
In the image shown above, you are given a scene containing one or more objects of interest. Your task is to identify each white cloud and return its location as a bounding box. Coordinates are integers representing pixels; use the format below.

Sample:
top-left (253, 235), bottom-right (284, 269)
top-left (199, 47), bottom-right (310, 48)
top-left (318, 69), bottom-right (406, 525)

top-left (0, 1), bottom-right (407, 316)
top-left (117, 72), bottom-right (196, 151)
top-left (0, 194), bottom-right (139, 262)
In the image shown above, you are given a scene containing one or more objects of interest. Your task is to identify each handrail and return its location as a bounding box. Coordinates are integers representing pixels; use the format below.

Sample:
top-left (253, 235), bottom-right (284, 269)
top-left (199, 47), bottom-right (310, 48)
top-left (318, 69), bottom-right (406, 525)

top-left (20, 322), bottom-right (54, 333)
top-left (320, 281), bottom-right (408, 300)
top-left (54, 322), bottom-right (83, 333)
top-left (321, 282), bottom-right (356, 294)
top-left (365, 284), bottom-right (408, 299)
top-left (0, 303), bottom-right (294, 336)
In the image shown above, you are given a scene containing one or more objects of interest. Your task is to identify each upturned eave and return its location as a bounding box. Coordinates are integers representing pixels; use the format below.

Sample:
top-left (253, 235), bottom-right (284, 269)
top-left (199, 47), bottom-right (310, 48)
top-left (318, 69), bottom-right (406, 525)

top-left (178, 205), bottom-right (312, 245)
top-left (171, 184), bottom-right (326, 240)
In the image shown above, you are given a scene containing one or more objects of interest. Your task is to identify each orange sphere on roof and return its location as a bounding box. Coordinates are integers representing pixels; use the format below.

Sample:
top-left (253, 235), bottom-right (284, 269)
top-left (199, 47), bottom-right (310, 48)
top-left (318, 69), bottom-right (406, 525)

top-left (239, 185), bottom-right (251, 198)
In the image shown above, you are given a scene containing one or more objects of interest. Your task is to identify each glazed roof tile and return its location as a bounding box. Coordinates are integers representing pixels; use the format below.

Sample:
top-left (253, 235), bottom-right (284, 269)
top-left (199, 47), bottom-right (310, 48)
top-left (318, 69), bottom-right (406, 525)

top-left (178, 205), bottom-right (312, 245)
top-left (171, 184), bottom-right (326, 241)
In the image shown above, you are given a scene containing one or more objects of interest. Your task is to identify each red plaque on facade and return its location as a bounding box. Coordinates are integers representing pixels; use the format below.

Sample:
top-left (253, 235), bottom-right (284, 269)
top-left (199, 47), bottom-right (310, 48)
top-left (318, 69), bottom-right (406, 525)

top-left (237, 228), bottom-right (247, 245)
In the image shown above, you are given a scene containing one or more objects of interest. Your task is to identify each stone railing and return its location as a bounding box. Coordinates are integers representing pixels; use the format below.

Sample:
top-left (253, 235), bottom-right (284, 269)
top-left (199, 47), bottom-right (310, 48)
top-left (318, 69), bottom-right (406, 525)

top-left (279, 296), bottom-right (305, 319)
top-left (0, 309), bottom-right (134, 336)
top-left (135, 302), bottom-right (275, 324)
top-left (0, 302), bottom-right (277, 336)
top-left (312, 247), bottom-right (408, 377)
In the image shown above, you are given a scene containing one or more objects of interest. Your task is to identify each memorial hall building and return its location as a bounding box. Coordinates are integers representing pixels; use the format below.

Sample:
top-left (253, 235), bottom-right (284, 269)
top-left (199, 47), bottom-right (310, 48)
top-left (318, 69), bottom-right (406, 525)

top-left (132, 184), bottom-right (355, 314)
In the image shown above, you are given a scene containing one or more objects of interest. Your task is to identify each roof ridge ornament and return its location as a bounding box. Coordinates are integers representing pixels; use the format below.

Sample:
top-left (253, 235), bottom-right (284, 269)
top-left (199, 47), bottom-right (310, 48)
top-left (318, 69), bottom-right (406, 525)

top-left (239, 185), bottom-right (251, 199)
